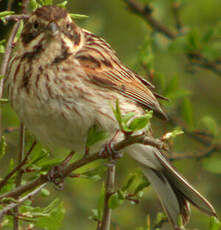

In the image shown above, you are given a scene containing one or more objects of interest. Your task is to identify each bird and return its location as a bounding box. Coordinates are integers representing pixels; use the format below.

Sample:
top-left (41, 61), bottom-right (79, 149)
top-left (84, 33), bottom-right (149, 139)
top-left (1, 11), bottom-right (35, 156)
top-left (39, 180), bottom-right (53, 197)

top-left (5, 5), bottom-right (216, 229)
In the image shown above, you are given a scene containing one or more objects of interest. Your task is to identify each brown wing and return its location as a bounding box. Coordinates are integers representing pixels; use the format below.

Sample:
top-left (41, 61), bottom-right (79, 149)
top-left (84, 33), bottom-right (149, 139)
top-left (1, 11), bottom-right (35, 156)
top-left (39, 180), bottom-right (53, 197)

top-left (75, 30), bottom-right (167, 120)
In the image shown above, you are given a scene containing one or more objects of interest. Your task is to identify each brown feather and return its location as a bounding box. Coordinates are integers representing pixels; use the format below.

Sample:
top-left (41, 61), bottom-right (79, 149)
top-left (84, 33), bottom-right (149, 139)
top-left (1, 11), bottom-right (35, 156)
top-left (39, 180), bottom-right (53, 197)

top-left (76, 30), bottom-right (168, 120)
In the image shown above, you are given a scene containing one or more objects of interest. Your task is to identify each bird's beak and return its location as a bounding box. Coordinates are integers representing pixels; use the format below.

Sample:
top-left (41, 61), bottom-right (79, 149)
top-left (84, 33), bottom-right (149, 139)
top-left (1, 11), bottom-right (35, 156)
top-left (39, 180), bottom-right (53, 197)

top-left (48, 22), bottom-right (58, 36)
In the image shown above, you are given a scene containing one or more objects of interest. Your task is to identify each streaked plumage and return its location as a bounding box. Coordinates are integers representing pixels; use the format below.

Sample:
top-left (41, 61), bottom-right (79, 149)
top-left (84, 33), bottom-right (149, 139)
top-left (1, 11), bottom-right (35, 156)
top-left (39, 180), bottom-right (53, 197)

top-left (5, 5), bottom-right (216, 229)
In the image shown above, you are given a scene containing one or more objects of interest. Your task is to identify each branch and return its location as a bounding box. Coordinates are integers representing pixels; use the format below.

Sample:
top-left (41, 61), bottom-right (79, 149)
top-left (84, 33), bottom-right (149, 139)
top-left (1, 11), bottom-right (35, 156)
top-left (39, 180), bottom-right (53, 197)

top-left (0, 141), bottom-right (36, 190)
top-left (124, 0), bottom-right (177, 39)
top-left (100, 161), bottom-right (116, 230)
top-left (169, 146), bottom-right (217, 161)
top-left (123, 0), bottom-right (221, 77)
top-left (0, 183), bottom-right (48, 222)
top-left (3, 14), bottom-right (29, 22)
top-left (0, 134), bottom-right (165, 200)
top-left (13, 124), bottom-right (25, 230)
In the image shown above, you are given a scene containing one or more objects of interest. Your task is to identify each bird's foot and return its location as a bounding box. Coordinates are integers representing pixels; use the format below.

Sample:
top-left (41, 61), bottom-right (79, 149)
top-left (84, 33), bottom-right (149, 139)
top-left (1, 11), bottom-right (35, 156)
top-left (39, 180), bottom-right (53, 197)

top-left (47, 151), bottom-right (75, 189)
top-left (47, 165), bottom-right (65, 190)
top-left (99, 141), bottom-right (123, 160)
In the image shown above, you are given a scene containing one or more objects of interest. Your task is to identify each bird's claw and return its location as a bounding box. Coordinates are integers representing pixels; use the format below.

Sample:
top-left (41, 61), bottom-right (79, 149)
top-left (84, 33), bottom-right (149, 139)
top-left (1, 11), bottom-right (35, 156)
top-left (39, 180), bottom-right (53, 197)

top-left (99, 142), bottom-right (123, 160)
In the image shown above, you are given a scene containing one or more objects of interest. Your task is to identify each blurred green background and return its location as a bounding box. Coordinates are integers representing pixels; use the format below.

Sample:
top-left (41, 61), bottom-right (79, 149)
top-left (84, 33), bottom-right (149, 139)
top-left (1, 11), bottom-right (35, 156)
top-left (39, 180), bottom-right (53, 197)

top-left (1, 0), bottom-right (221, 229)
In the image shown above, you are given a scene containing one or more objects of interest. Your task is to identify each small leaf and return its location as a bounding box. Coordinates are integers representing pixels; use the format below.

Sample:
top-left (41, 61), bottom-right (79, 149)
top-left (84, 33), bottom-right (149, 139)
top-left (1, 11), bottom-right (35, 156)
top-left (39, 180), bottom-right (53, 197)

top-left (164, 76), bottom-right (178, 97)
top-left (134, 180), bottom-right (149, 195)
top-left (29, 0), bottom-right (41, 10)
top-left (0, 11), bottom-right (14, 19)
top-left (82, 166), bottom-right (106, 182)
top-left (69, 13), bottom-right (89, 20)
top-left (108, 192), bottom-right (124, 209)
top-left (122, 112), bottom-right (135, 124)
top-left (0, 75), bottom-right (5, 80)
top-left (57, 1), bottom-right (68, 8)
top-left (0, 45), bottom-right (5, 53)
top-left (41, 188), bottom-right (50, 197)
top-left (122, 174), bottom-right (137, 191)
top-left (86, 125), bottom-right (108, 147)
top-left (202, 156), bottom-right (221, 174)
top-left (112, 99), bottom-right (123, 130)
top-left (0, 136), bottom-right (7, 160)
top-left (200, 116), bottom-right (219, 137)
top-left (97, 183), bottom-right (105, 220)
top-left (162, 127), bottom-right (184, 141)
top-left (210, 217), bottom-right (221, 230)
top-left (181, 98), bottom-right (194, 129)
top-left (35, 199), bottom-right (65, 230)
top-left (0, 98), bottom-right (8, 103)
top-left (14, 20), bottom-right (24, 43)
top-left (128, 111), bottom-right (153, 131)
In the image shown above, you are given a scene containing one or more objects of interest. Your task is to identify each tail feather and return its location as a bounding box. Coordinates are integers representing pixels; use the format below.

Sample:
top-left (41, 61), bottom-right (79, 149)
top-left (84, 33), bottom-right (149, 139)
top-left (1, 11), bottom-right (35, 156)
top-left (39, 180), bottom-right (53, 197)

top-left (142, 167), bottom-right (190, 227)
top-left (126, 144), bottom-right (216, 229)
top-left (154, 150), bottom-right (216, 216)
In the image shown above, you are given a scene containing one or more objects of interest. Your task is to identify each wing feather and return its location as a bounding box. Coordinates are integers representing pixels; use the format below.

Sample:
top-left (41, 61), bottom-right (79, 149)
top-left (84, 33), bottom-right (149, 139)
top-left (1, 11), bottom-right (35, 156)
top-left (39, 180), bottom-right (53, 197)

top-left (76, 30), bottom-right (168, 120)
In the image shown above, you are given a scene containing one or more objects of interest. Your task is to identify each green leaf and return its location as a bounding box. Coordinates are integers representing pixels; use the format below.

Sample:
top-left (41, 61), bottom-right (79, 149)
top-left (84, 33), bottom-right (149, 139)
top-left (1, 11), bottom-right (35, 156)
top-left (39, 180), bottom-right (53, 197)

top-left (128, 111), bottom-right (153, 131)
top-left (0, 11), bottom-right (14, 19)
top-left (0, 98), bottom-right (8, 103)
top-left (0, 45), bottom-right (5, 53)
top-left (29, 0), bottom-right (41, 10)
top-left (202, 156), bottom-right (221, 174)
top-left (108, 192), bottom-right (124, 209)
top-left (202, 29), bottom-right (214, 43)
top-left (162, 127), bottom-right (184, 140)
top-left (14, 20), bottom-right (24, 43)
top-left (122, 174), bottom-right (137, 191)
top-left (134, 176), bottom-right (150, 194)
top-left (164, 76), bottom-right (178, 97)
top-left (97, 183), bottom-right (105, 220)
top-left (138, 36), bottom-right (154, 70)
top-left (35, 199), bottom-right (65, 230)
top-left (210, 217), bottom-right (221, 230)
top-left (0, 75), bottom-right (5, 80)
top-left (200, 116), bottom-right (219, 137)
top-left (41, 188), bottom-right (50, 197)
top-left (82, 165), bottom-right (106, 182)
top-left (69, 13), bottom-right (89, 20)
top-left (112, 99), bottom-right (122, 130)
top-left (181, 98), bottom-right (194, 129)
top-left (39, 0), bottom-right (52, 6)
top-left (57, 1), bottom-right (68, 8)
top-left (86, 125), bottom-right (108, 147)
top-left (186, 29), bottom-right (200, 51)
top-left (122, 112), bottom-right (135, 124)
top-left (0, 136), bottom-right (7, 161)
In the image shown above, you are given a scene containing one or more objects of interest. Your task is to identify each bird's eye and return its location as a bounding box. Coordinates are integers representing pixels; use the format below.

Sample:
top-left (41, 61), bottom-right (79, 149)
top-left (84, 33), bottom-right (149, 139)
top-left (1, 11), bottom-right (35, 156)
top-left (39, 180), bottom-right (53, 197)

top-left (66, 23), bottom-right (71, 30)
top-left (33, 21), bottom-right (39, 30)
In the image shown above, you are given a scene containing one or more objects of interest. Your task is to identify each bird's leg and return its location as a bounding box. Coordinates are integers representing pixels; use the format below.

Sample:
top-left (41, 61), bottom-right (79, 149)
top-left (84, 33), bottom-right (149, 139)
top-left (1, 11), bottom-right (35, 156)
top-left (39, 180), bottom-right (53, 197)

top-left (99, 130), bottom-right (123, 160)
top-left (47, 151), bottom-right (75, 189)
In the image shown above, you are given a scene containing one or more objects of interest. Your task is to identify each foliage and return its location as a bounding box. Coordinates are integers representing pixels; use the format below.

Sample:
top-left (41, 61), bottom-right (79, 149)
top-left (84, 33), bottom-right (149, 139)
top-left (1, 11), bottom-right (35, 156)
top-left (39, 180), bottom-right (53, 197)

top-left (0, 0), bottom-right (221, 229)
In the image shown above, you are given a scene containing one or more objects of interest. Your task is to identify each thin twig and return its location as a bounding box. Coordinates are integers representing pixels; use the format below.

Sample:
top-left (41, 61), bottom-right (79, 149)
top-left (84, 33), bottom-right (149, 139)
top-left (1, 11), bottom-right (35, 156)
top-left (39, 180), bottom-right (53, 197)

top-left (0, 21), bottom-right (20, 137)
top-left (0, 141), bottom-right (36, 190)
top-left (123, 0), bottom-right (221, 77)
top-left (171, 2), bottom-right (183, 32)
top-left (100, 161), bottom-right (116, 230)
top-left (4, 14), bottom-right (29, 22)
top-left (0, 134), bottom-right (164, 200)
top-left (169, 146), bottom-right (217, 161)
top-left (7, 0), bottom-right (14, 11)
top-left (124, 0), bottom-right (177, 39)
top-left (22, 0), bottom-right (29, 14)
top-left (13, 123), bottom-right (25, 230)
top-left (0, 183), bottom-right (48, 222)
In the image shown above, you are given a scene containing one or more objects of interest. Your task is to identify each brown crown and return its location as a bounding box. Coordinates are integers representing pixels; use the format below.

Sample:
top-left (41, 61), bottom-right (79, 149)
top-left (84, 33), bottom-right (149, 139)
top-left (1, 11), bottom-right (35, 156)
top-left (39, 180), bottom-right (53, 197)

top-left (34, 5), bottom-right (68, 21)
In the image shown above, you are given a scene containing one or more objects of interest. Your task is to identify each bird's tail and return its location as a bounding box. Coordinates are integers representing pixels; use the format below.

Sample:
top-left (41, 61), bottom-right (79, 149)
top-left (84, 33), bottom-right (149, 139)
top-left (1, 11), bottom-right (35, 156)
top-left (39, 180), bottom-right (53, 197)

top-left (125, 143), bottom-right (216, 229)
